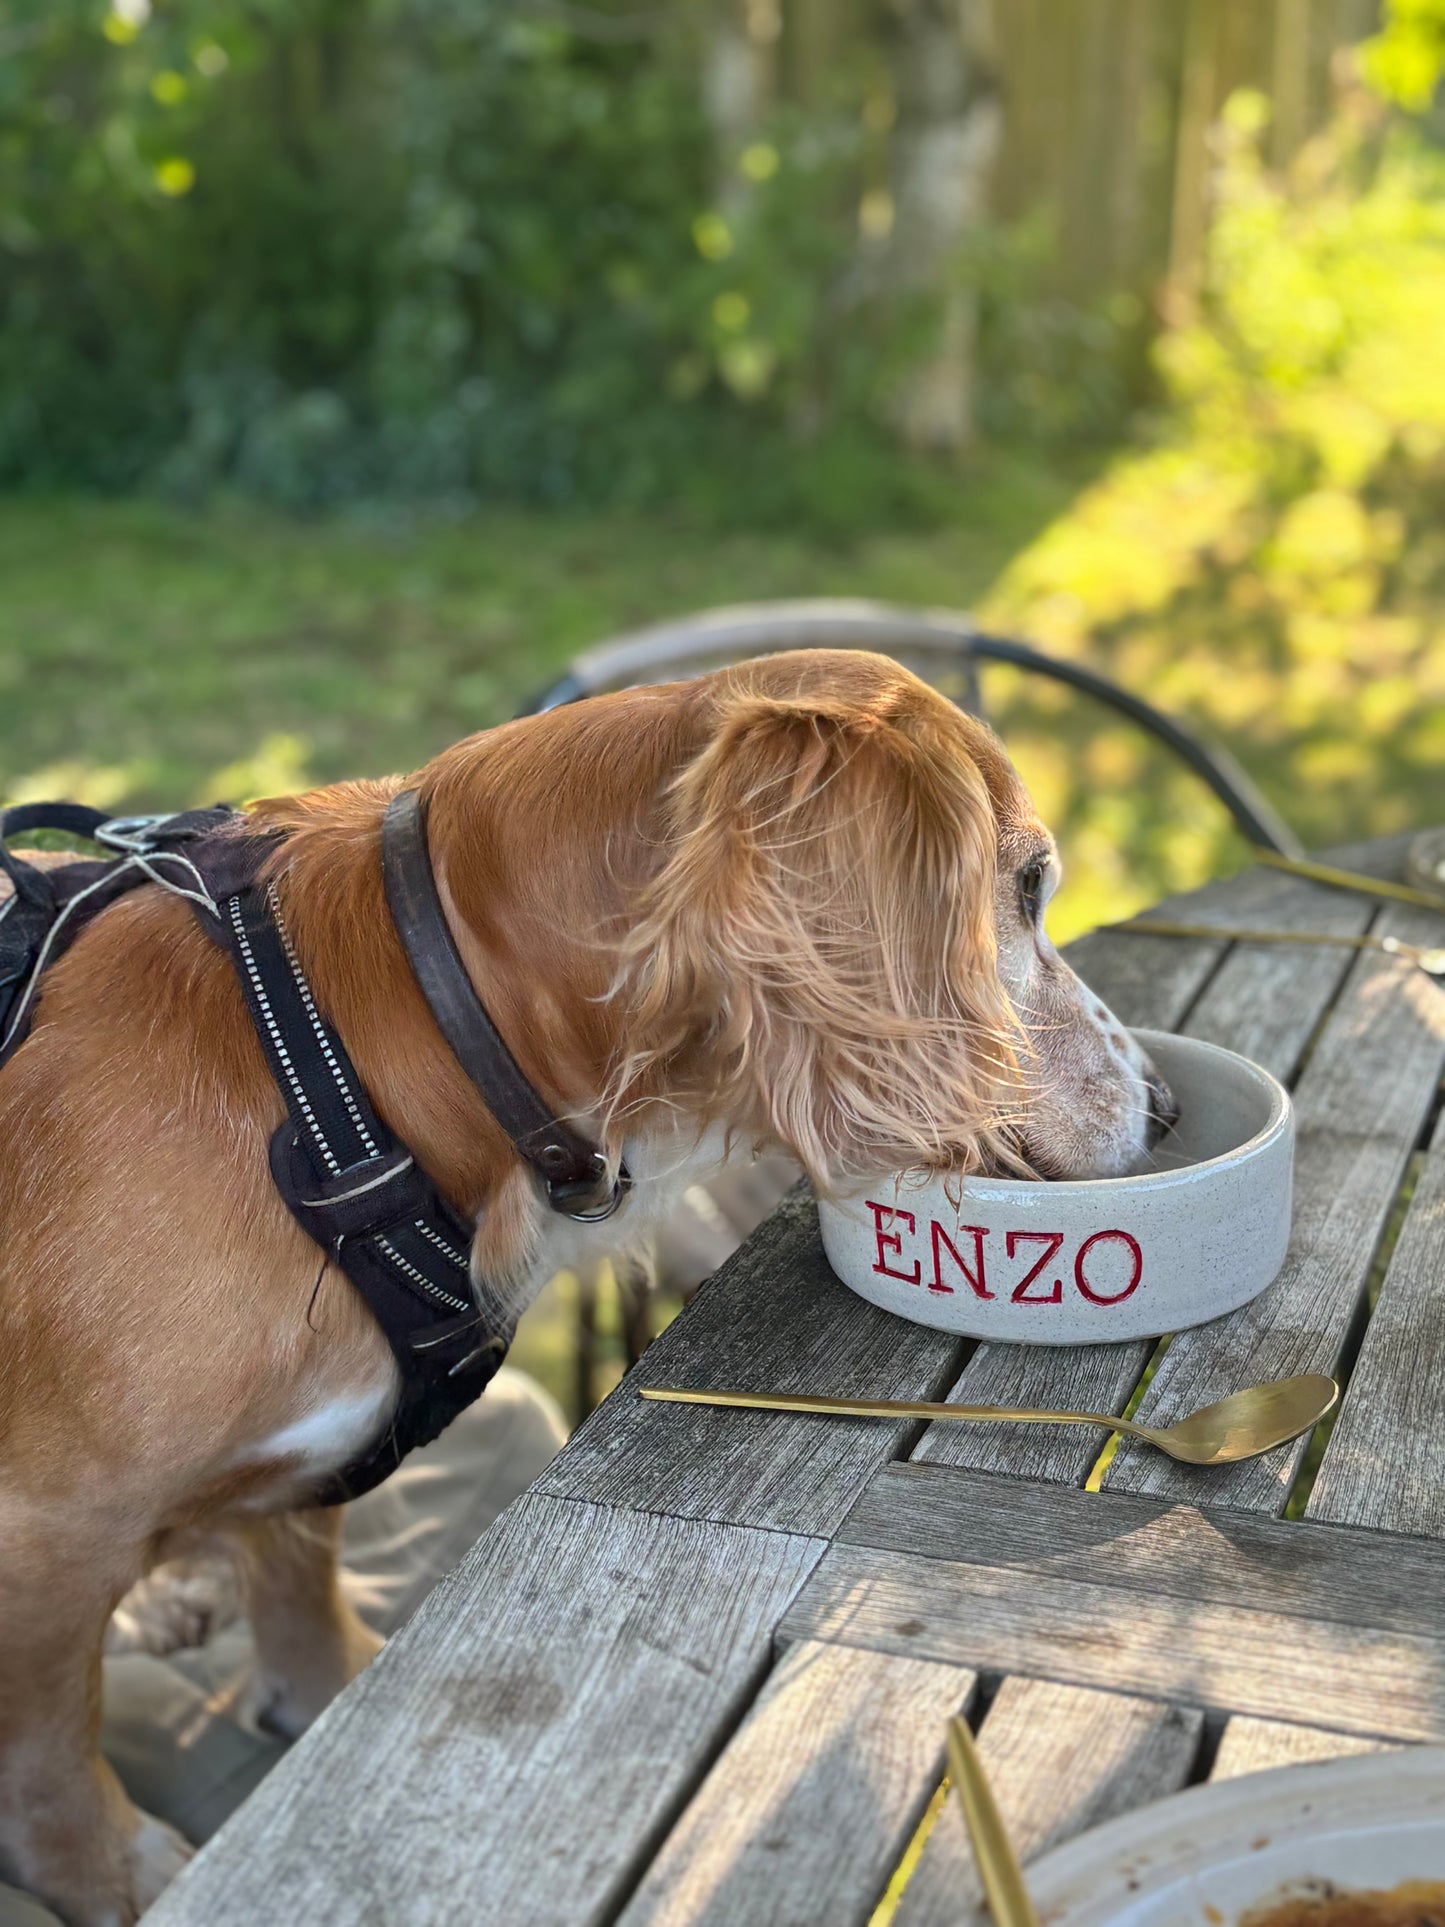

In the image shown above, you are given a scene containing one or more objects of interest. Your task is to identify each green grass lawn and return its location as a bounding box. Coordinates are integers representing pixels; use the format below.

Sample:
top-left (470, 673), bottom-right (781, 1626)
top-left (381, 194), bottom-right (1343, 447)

top-left (0, 463), bottom-right (1071, 827)
top-left (6, 460), bottom-right (1437, 945)
top-left (5, 464), bottom-right (1438, 1413)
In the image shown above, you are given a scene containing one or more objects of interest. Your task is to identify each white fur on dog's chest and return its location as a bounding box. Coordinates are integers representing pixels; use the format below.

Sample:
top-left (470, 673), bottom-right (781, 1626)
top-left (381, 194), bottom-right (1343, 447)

top-left (245, 1383), bottom-right (398, 1478)
top-left (524, 1123), bottom-right (742, 1293)
top-left (241, 1128), bottom-right (740, 1483)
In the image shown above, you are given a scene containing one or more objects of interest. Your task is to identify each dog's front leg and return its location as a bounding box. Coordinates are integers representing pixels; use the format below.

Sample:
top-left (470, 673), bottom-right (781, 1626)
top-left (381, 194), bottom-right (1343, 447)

top-left (233, 1508), bottom-right (383, 1739)
top-left (0, 1499), bottom-right (192, 1926)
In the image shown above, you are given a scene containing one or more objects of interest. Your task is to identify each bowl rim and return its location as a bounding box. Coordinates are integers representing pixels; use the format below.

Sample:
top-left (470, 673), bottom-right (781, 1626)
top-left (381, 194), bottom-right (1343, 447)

top-left (822, 1027), bottom-right (1292, 1207)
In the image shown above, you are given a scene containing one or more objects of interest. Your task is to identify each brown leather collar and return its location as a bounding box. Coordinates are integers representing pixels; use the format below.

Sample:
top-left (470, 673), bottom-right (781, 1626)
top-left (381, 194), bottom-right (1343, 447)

top-left (380, 789), bottom-right (627, 1221)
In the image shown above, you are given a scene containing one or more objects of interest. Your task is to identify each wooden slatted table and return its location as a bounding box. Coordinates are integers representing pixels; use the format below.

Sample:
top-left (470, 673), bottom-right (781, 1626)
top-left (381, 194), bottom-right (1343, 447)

top-left (150, 833), bottom-right (1445, 1926)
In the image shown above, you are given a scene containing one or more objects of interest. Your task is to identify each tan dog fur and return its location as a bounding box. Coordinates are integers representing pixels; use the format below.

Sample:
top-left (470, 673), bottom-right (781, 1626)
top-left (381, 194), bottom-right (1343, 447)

top-left (0, 652), bottom-right (1168, 1923)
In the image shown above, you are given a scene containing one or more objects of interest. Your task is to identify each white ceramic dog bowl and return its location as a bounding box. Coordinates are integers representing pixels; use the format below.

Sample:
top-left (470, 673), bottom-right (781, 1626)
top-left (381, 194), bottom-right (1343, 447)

top-left (817, 1029), bottom-right (1293, 1345)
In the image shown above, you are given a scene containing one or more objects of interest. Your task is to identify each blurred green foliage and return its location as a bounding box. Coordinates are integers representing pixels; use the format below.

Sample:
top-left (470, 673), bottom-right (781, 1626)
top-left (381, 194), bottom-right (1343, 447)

top-left (1, 0), bottom-right (701, 504)
top-left (0, 0), bottom-right (879, 514)
top-left (1365, 0), bottom-right (1445, 110)
top-left (980, 74), bottom-right (1445, 929)
top-left (1, 4), bottom-right (1442, 960)
top-left (0, 0), bottom-right (1144, 525)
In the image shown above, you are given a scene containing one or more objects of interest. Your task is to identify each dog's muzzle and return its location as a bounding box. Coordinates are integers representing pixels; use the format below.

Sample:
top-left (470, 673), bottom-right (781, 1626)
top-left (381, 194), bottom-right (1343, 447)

top-left (1144, 1070), bottom-right (1180, 1146)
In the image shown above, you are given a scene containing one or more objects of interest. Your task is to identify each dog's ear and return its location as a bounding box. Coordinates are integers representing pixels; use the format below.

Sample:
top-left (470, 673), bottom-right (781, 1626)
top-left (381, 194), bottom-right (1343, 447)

top-left (605, 688), bottom-right (1024, 1190)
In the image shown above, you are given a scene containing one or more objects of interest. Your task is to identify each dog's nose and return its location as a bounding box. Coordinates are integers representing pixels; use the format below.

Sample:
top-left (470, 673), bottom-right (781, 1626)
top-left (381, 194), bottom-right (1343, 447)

top-left (1144, 1070), bottom-right (1179, 1146)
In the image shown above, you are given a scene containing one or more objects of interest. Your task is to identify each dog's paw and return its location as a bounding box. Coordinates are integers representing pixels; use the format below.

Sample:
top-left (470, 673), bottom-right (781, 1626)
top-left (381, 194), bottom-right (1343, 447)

top-left (128, 1808), bottom-right (193, 1914)
top-left (106, 1557), bottom-right (242, 1657)
top-left (251, 1619), bottom-right (385, 1740)
top-left (23, 1807), bottom-right (194, 1927)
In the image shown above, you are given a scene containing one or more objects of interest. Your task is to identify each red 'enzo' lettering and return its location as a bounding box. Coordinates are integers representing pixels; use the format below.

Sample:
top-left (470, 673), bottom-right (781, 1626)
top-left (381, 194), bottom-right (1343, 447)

top-left (1006, 1229), bottom-right (1065, 1304)
top-left (930, 1221), bottom-right (992, 1299)
top-left (1074, 1228), bottom-right (1143, 1304)
top-left (866, 1201), bottom-right (921, 1284)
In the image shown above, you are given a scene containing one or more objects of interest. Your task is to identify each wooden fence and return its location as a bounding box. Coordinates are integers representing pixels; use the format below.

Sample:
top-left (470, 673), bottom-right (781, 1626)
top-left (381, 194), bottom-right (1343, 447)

top-left (989, 0), bottom-right (1380, 301)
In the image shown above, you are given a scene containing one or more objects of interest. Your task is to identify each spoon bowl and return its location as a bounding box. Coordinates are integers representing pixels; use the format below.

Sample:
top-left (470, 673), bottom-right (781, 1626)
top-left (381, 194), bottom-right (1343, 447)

top-left (1151, 1373), bottom-right (1339, 1464)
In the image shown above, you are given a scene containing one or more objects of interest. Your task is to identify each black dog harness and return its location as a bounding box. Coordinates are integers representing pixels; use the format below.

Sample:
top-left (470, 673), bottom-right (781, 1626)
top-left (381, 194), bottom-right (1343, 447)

top-left (1, 794), bottom-right (626, 1503)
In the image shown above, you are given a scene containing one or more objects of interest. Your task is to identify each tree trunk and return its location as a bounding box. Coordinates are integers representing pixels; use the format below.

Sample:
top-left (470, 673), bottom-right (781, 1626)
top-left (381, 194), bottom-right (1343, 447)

top-left (1271, 0), bottom-right (1312, 170)
top-left (1101, 0), bottom-right (1151, 287)
top-left (702, 0), bottom-right (781, 218)
top-left (885, 0), bottom-right (1001, 451)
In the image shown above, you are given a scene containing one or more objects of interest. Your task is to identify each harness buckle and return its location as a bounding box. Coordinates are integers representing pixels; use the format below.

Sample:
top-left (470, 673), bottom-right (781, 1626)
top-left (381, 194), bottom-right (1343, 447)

top-left (94, 813), bottom-right (186, 853)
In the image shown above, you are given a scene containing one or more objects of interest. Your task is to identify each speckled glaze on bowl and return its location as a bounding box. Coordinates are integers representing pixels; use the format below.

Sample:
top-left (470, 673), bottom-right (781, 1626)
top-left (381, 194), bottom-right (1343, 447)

top-left (816, 1029), bottom-right (1294, 1345)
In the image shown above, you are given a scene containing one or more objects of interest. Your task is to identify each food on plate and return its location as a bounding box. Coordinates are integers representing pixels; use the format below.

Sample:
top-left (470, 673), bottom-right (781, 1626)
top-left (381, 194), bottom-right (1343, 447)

top-left (1241, 1879), bottom-right (1445, 1927)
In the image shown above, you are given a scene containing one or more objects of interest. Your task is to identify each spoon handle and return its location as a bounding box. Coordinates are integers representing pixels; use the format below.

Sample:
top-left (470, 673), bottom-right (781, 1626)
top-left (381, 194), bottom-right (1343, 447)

top-left (1114, 919), bottom-right (1445, 975)
top-left (1252, 847), bottom-right (1445, 910)
top-left (946, 1715), bottom-right (1041, 1927)
top-left (639, 1385), bottom-right (1125, 1434)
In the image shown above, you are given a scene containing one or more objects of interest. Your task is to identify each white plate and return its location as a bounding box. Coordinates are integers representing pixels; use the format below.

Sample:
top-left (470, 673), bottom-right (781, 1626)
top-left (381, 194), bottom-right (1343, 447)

top-left (1026, 1749), bottom-right (1445, 1924)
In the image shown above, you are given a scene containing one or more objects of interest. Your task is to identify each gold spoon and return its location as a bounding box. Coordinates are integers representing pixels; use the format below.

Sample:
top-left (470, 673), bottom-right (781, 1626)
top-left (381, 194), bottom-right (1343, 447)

top-left (946, 1714), bottom-right (1039, 1927)
top-left (638, 1374), bottom-right (1339, 1465)
top-left (1252, 847), bottom-right (1445, 911)
top-left (1110, 917), bottom-right (1445, 977)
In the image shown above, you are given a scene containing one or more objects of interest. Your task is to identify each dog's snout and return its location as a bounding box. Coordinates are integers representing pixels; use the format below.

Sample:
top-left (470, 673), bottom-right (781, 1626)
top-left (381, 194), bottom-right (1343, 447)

top-left (1144, 1069), bottom-right (1179, 1146)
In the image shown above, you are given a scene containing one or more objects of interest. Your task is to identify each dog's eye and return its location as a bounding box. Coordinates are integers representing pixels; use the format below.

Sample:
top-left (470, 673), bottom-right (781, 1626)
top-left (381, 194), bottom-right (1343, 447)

top-left (1018, 857), bottom-right (1049, 920)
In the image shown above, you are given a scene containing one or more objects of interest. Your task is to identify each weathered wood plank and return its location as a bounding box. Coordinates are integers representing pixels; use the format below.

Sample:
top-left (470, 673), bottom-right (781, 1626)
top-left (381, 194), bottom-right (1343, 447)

top-left (534, 1186), bottom-right (967, 1536)
top-left (915, 861), bottom-right (1372, 1487)
top-left (147, 1495), bottom-right (825, 1927)
top-left (1307, 1109), bottom-right (1445, 1536)
top-left (1060, 893), bottom-right (1225, 1033)
top-left (1104, 902), bottom-right (1445, 1513)
top-left (895, 1679), bottom-right (1202, 1927)
top-left (619, 1642), bottom-right (976, 1927)
top-left (837, 1464), bottom-right (1445, 1641)
top-left (779, 1542), bottom-right (1445, 1743)
top-left (1211, 1716), bottom-right (1390, 1780)
top-left (1173, 865), bottom-right (1375, 1086)
top-left (908, 1337), bottom-right (1159, 1486)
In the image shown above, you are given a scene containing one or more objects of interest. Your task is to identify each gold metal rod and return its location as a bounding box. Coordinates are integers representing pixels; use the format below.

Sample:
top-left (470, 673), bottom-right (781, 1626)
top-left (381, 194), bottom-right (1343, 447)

top-left (1107, 919), bottom-right (1445, 974)
top-left (1252, 847), bottom-right (1445, 910)
top-left (640, 1384), bottom-right (1134, 1435)
top-left (946, 1715), bottom-right (1040, 1927)
top-left (1112, 918), bottom-right (1372, 948)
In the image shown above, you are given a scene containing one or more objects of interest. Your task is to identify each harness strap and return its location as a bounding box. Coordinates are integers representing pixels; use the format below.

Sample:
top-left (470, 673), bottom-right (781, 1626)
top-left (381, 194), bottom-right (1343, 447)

top-left (0, 803), bottom-right (111, 905)
top-left (218, 882), bottom-right (515, 1504)
top-left (381, 788), bottom-right (627, 1221)
top-left (0, 803), bottom-right (237, 1073)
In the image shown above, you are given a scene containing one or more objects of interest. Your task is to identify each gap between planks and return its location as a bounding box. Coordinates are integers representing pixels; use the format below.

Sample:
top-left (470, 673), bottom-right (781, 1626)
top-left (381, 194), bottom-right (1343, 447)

top-left (616, 1641), bottom-right (979, 1927)
top-left (1305, 1100), bottom-right (1445, 1535)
